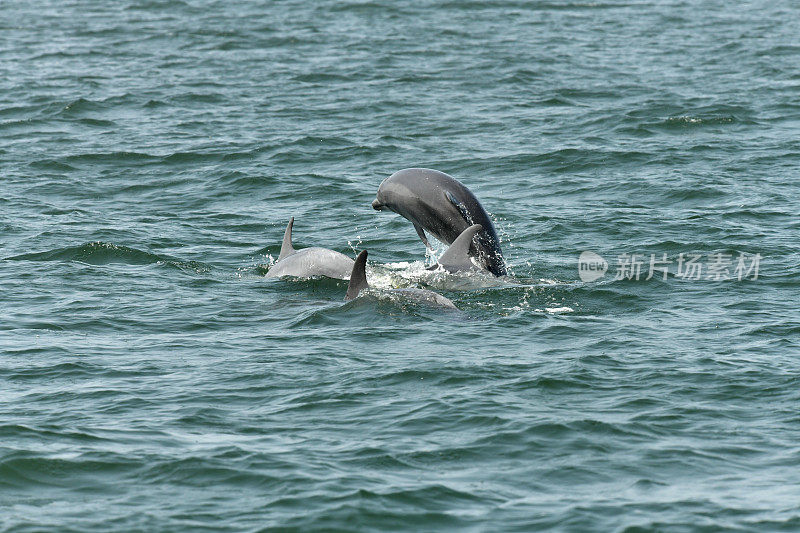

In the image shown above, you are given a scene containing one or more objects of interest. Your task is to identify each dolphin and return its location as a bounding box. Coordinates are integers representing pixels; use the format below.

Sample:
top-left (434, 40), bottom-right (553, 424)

top-left (345, 250), bottom-right (457, 310)
top-left (371, 168), bottom-right (507, 276)
top-left (265, 217), bottom-right (355, 279)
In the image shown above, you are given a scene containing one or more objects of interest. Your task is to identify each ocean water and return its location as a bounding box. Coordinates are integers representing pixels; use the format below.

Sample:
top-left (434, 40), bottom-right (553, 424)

top-left (2, 0), bottom-right (800, 530)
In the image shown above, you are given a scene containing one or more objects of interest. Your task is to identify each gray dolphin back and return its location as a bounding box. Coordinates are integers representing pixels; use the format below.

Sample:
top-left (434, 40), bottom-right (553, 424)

top-left (267, 247), bottom-right (354, 279)
top-left (345, 250), bottom-right (369, 300)
top-left (267, 217), bottom-right (354, 279)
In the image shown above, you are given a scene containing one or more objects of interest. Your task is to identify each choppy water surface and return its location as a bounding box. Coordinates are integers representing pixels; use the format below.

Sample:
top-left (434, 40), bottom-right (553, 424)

top-left (2, 0), bottom-right (800, 530)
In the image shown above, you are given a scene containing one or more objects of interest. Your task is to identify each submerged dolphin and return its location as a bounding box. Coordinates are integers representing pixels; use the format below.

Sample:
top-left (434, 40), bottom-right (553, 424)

top-left (345, 250), bottom-right (457, 309)
top-left (371, 168), bottom-right (507, 276)
top-left (266, 218), bottom-right (355, 279)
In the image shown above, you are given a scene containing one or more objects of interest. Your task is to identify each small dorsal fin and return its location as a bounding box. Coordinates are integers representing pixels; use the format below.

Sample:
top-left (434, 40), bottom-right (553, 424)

top-left (278, 217), bottom-right (295, 261)
top-left (345, 250), bottom-right (369, 300)
top-left (438, 224), bottom-right (482, 272)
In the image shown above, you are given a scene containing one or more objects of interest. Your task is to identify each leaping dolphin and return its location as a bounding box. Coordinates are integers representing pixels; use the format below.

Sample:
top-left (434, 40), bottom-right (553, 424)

top-left (265, 218), bottom-right (355, 279)
top-left (345, 250), bottom-right (457, 310)
top-left (371, 168), bottom-right (507, 276)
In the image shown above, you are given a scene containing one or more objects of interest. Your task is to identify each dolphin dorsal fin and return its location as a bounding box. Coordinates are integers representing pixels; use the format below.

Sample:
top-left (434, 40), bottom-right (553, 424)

top-left (278, 217), bottom-right (296, 261)
top-left (438, 224), bottom-right (482, 272)
top-left (345, 250), bottom-right (369, 300)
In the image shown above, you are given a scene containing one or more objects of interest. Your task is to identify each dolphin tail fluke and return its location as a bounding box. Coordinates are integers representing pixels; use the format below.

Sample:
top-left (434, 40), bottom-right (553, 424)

top-left (438, 224), bottom-right (482, 272)
top-left (345, 250), bottom-right (369, 300)
top-left (278, 217), bottom-right (295, 261)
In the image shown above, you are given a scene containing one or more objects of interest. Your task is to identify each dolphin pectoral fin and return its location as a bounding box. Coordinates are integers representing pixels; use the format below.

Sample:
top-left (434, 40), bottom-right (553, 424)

top-left (278, 217), bottom-right (295, 261)
top-left (439, 224), bottom-right (482, 272)
top-left (413, 223), bottom-right (432, 250)
top-left (445, 191), bottom-right (473, 224)
top-left (345, 250), bottom-right (369, 300)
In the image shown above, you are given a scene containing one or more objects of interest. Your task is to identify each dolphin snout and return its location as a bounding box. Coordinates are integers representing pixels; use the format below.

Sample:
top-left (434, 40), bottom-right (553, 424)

top-left (371, 198), bottom-right (384, 211)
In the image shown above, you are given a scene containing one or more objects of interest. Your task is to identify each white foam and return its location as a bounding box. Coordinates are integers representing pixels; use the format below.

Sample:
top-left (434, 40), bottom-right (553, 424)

top-left (545, 306), bottom-right (574, 314)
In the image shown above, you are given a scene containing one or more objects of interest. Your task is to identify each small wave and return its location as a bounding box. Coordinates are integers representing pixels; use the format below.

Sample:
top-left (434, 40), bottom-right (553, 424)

top-left (0, 117), bottom-right (46, 131)
top-left (77, 117), bottom-right (115, 127)
top-left (214, 40), bottom-right (250, 51)
top-left (663, 115), bottom-right (736, 126)
top-left (0, 104), bottom-right (34, 118)
top-left (217, 171), bottom-right (279, 188)
top-left (0, 450), bottom-right (138, 489)
top-left (439, 0), bottom-right (628, 9)
top-left (286, 135), bottom-right (354, 148)
top-left (59, 97), bottom-right (103, 115)
top-left (6, 361), bottom-right (103, 381)
top-left (662, 185), bottom-right (728, 201)
top-left (471, 149), bottom-right (653, 173)
top-left (161, 151), bottom-right (226, 164)
top-left (756, 45), bottom-right (800, 57)
top-left (63, 151), bottom-right (158, 164)
top-left (393, 74), bottom-right (438, 83)
top-left (27, 159), bottom-right (77, 171)
top-left (5, 242), bottom-right (211, 273)
top-left (125, 0), bottom-right (190, 11)
top-left (168, 92), bottom-right (225, 105)
top-left (143, 99), bottom-right (167, 108)
top-left (327, 2), bottom-right (406, 14)
top-left (293, 72), bottom-right (352, 83)
top-left (138, 455), bottom-right (279, 487)
top-left (501, 68), bottom-right (544, 84)
top-left (0, 424), bottom-right (109, 444)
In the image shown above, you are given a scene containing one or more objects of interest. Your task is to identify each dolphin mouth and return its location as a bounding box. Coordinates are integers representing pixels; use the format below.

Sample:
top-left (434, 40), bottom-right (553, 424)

top-left (371, 198), bottom-right (384, 211)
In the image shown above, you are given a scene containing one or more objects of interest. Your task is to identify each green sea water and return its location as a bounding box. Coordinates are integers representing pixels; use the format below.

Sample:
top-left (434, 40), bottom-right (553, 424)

top-left (2, 0), bottom-right (800, 530)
